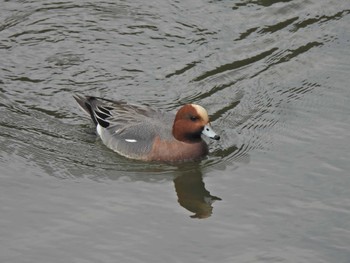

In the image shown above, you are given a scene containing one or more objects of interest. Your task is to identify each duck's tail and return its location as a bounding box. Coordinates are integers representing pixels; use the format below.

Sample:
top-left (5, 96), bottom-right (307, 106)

top-left (73, 95), bottom-right (98, 126)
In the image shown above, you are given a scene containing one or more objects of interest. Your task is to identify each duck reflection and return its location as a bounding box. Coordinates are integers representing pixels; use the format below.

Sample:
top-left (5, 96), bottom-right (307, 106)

top-left (173, 168), bottom-right (221, 219)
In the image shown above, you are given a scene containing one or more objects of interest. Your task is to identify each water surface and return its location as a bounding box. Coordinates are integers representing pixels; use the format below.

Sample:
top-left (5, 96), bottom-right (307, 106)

top-left (1, 0), bottom-right (350, 262)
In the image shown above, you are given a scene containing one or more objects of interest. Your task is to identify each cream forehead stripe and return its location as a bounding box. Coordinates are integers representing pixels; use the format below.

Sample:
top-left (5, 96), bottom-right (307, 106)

top-left (191, 104), bottom-right (209, 123)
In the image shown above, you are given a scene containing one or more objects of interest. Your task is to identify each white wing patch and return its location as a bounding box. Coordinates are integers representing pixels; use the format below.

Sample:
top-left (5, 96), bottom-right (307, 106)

top-left (125, 139), bottom-right (137, 143)
top-left (96, 124), bottom-right (103, 136)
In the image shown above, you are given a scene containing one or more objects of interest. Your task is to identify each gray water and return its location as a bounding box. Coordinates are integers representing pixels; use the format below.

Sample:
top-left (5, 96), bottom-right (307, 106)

top-left (1, 0), bottom-right (350, 262)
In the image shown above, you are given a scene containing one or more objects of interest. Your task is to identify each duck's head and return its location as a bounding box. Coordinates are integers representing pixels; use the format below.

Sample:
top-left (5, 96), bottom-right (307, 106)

top-left (172, 104), bottom-right (220, 143)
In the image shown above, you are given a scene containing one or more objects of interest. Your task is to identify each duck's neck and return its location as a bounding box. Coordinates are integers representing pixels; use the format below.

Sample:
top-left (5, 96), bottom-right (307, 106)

top-left (172, 122), bottom-right (202, 143)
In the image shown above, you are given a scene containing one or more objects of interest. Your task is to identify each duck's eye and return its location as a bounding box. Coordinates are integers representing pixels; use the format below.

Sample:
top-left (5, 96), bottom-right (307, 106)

top-left (190, 115), bottom-right (199, 121)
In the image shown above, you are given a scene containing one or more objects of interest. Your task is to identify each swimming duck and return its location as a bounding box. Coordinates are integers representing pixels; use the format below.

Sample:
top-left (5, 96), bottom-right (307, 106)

top-left (74, 95), bottom-right (220, 162)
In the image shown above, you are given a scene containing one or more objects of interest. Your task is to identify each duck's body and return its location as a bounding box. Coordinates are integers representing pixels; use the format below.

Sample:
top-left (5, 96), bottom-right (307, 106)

top-left (74, 95), bottom-right (219, 162)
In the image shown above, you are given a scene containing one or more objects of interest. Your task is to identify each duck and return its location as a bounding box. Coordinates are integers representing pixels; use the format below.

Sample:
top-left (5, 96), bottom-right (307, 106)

top-left (74, 95), bottom-right (220, 162)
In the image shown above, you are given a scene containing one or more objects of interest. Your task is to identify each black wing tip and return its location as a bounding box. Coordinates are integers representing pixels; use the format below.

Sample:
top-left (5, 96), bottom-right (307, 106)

top-left (74, 94), bottom-right (113, 128)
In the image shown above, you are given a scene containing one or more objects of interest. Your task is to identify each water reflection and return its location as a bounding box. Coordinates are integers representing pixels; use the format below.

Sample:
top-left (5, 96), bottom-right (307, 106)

top-left (174, 167), bottom-right (221, 219)
top-left (97, 159), bottom-right (222, 219)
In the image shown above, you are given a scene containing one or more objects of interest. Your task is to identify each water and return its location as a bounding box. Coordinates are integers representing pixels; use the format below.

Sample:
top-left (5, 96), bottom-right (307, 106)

top-left (1, 0), bottom-right (350, 262)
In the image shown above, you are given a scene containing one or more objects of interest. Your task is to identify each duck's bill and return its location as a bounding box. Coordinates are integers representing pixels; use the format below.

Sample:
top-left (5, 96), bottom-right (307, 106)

top-left (202, 124), bottom-right (220, 140)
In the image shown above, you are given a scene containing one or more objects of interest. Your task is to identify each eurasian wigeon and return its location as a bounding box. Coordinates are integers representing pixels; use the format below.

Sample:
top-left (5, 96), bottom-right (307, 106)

top-left (74, 95), bottom-right (220, 162)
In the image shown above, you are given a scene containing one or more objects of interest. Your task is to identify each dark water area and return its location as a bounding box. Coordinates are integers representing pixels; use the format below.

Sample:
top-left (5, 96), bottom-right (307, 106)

top-left (1, 0), bottom-right (350, 262)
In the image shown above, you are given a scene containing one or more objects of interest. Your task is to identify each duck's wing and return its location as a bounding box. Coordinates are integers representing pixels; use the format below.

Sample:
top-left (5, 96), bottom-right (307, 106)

top-left (74, 95), bottom-right (172, 159)
top-left (74, 95), bottom-right (160, 127)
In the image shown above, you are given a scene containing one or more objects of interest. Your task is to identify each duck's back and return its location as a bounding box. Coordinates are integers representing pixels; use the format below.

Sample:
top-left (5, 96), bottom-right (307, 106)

top-left (74, 95), bottom-right (176, 160)
top-left (102, 110), bottom-right (176, 160)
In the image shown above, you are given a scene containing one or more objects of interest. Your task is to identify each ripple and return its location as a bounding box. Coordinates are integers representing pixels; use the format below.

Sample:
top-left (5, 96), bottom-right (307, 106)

top-left (192, 47), bottom-right (278, 82)
top-left (1, 0), bottom-right (349, 176)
